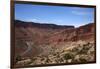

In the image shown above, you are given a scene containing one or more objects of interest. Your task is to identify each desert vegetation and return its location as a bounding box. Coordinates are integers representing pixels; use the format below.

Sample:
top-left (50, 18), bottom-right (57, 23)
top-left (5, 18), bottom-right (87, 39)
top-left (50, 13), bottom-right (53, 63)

top-left (15, 41), bottom-right (95, 67)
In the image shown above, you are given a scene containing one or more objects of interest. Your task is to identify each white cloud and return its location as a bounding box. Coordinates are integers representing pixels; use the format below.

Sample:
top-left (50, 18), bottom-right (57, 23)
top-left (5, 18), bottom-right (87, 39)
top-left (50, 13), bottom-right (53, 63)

top-left (27, 18), bottom-right (38, 22)
top-left (71, 11), bottom-right (89, 15)
top-left (26, 18), bottom-right (50, 23)
top-left (71, 7), bottom-right (93, 16)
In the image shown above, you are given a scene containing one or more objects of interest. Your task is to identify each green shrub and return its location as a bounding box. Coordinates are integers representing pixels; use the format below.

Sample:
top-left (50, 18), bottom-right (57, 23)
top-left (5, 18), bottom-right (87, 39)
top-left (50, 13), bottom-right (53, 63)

top-left (63, 53), bottom-right (74, 60)
top-left (79, 58), bottom-right (87, 63)
top-left (71, 47), bottom-right (79, 52)
top-left (15, 55), bottom-right (22, 63)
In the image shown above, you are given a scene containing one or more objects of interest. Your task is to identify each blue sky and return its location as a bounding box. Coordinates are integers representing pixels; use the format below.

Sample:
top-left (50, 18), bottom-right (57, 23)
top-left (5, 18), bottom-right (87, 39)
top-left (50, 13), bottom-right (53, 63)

top-left (15, 4), bottom-right (94, 27)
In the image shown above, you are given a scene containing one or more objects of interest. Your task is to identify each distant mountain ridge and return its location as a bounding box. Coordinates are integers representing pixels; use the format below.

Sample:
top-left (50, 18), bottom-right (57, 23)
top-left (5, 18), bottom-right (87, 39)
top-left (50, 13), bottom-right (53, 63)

top-left (15, 20), bottom-right (75, 29)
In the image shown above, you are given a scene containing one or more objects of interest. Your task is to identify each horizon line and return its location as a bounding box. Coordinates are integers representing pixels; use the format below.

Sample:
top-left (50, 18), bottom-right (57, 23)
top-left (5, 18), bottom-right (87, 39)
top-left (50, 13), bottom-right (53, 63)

top-left (15, 19), bottom-right (94, 28)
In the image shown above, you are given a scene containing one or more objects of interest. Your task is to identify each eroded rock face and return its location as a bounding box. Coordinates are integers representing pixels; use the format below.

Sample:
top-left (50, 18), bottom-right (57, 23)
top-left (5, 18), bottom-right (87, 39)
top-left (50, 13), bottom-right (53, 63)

top-left (14, 20), bottom-right (95, 67)
top-left (49, 23), bottom-right (95, 43)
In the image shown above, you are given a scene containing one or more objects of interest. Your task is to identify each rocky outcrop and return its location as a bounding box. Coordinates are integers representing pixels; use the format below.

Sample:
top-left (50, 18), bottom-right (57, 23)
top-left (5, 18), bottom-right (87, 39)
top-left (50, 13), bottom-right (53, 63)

top-left (49, 23), bottom-right (95, 44)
